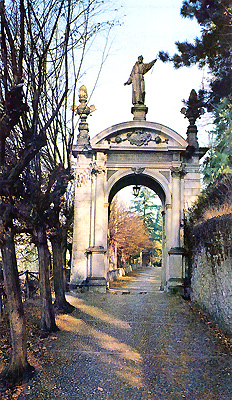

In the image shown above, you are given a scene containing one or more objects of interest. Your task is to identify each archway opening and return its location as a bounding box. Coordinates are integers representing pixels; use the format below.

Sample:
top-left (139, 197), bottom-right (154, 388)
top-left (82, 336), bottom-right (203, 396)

top-left (108, 174), bottom-right (166, 205)
top-left (108, 175), bottom-right (165, 289)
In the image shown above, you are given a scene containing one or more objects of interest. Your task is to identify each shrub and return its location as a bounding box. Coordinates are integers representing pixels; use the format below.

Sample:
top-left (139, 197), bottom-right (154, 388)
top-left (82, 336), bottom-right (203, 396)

top-left (189, 173), bottom-right (232, 223)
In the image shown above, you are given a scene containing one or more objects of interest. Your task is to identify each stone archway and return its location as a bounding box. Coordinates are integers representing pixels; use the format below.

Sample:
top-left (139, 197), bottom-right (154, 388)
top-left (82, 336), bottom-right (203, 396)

top-left (70, 85), bottom-right (208, 293)
top-left (70, 117), bottom-right (206, 293)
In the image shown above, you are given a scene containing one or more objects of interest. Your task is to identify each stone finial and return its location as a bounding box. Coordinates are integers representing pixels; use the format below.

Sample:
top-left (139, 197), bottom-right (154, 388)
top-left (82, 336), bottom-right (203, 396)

top-left (73, 85), bottom-right (95, 149)
top-left (79, 85), bottom-right (88, 103)
top-left (181, 89), bottom-right (205, 151)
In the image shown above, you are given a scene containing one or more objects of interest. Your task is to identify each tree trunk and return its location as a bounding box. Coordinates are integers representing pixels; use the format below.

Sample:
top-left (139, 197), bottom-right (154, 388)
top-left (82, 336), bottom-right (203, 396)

top-left (0, 228), bottom-right (34, 386)
top-left (50, 227), bottom-right (74, 313)
top-left (33, 226), bottom-right (58, 332)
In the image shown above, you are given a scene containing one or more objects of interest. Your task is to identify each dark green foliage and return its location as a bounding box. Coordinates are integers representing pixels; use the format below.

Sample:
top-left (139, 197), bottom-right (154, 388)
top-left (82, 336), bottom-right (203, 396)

top-left (158, 0), bottom-right (232, 108)
top-left (202, 97), bottom-right (232, 183)
top-left (130, 188), bottom-right (162, 263)
top-left (130, 187), bottom-right (162, 242)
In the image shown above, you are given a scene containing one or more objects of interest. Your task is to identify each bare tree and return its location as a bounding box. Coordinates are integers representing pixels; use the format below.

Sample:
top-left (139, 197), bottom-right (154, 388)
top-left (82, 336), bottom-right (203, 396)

top-left (0, 0), bottom-right (75, 384)
top-left (33, 0), bottom-right (117, 312)
top-left (0, 0), bottom-right (44, 384)
top-left (0, 0), bottom-right (118, 384)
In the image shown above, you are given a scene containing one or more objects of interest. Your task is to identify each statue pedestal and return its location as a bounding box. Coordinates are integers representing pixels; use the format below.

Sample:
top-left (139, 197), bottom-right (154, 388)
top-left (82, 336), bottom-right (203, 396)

top-left (131, 104), bottom-right (148, 120)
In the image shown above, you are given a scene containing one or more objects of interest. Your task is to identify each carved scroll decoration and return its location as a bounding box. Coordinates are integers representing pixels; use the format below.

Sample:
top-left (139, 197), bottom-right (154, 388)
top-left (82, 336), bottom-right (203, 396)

top-left (107, 130), bottom-right (169, 147)
top-left (127, 130), bottom-right (151, 146)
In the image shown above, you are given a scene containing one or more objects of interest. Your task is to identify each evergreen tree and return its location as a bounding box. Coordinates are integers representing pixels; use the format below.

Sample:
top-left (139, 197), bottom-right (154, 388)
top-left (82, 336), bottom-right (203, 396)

top-left (159, 0), bottom-right (232, 109)
top-left (202, 97), bottom-right (232, 183)
top-left (131, 188), bottom-right (160, 232)
top-left (130, 187), bottom-right (162, 262)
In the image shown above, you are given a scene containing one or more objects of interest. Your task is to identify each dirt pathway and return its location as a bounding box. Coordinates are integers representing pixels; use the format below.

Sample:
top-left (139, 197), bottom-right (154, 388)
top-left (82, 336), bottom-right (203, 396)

top-left (18, 267), bottom-right (232, 399)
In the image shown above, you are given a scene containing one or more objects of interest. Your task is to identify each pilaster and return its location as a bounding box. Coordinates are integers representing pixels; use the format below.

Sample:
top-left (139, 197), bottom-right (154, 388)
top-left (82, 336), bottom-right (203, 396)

top-left (71, 154), bottom-right (92, 286)
top-left (167, 164), bottom-right (186, 293)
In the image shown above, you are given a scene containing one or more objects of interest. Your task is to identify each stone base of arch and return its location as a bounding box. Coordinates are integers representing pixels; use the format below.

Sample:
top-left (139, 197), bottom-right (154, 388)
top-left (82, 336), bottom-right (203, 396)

top-left (167, 247), bottom-right (186, 295)
top-left (85, 246), bottom-right (107, 293)
top-left (82, 277), bottom-right (107, 293)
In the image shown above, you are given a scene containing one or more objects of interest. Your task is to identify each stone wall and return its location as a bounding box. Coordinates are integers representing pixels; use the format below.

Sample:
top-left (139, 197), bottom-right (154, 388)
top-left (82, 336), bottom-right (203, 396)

top-left (189, 214), bottom-right (232, 336)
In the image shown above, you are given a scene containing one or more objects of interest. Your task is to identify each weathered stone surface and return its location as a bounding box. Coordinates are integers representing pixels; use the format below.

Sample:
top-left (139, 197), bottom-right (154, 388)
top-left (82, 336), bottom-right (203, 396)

top-left (190, 217), bottom-right (232, 336)
top-left (71, 120), bottom-right (205, 293)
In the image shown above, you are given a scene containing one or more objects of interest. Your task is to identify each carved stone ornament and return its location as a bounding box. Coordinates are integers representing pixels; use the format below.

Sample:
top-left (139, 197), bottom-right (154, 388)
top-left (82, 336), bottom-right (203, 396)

top-left (107, 134), bottom-right (126, 145)
top-left (127, 130), bottom-right (151, 146)
top-left (89, 161), bottom-right (106, 176)
top-left (76, 171), bottom-right (91, 187)
top-left (154, 135), bottom-right (169, 144)
top-left (131, 167), bottom-right (145, 174)
top-left (171, 164), bottom-right (187, 178)
top-left (107, 131), bottom-right (168, 146)
top-left (115, 135), bottom-right (123, 144)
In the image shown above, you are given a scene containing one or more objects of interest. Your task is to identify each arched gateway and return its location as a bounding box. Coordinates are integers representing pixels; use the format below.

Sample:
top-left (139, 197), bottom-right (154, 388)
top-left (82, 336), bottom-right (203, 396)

top-left (70, 85), bottom-right (206, 293)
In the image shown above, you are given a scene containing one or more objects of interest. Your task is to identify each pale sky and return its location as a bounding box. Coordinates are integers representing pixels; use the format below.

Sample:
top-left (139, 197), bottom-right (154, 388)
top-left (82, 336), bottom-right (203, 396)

top-left (77, 0), bottom-right (211, 147)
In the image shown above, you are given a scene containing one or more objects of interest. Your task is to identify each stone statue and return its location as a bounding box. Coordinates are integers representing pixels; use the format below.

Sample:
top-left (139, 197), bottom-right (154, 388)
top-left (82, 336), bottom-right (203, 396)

top-left (124, 55), bottom-right (157, 105)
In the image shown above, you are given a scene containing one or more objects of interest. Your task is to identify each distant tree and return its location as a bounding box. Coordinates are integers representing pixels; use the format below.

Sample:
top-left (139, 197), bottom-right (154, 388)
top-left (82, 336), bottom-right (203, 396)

top-left (130, 187), bottom-right (162, 241)
top-left (14, 234), bottom-right (38, 272)
top-left (159, 0), bottom-right (232, 109)
top-left (151, 207), bottom-right (163, 264)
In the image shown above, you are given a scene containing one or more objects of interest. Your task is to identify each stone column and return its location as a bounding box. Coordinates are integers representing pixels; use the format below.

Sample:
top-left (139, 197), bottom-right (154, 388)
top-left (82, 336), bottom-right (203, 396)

top-left (85, 153), bottom-right (107, 292)
top-left (71, 85), bottom-right (99, 289)
top-left (161, 204), bottom-right (172, 290)
top-left (184, 156), bottom-right (201, 209)
top-left (171, 168), bottom-right (181, 248)
top-left (164, 204), bottom-right (172, 288)
top-left (70, 154), bottom-right (92, 286)
top-left (167, 165), bottom-right (186, 294)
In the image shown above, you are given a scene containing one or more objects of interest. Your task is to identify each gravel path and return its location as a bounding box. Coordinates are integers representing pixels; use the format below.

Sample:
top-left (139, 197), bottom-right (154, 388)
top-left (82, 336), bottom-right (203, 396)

top-left (19, 267), bottom-right (232, 399)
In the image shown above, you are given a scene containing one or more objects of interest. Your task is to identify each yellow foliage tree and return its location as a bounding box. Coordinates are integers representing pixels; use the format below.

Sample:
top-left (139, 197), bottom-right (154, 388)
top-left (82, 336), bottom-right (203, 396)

top-left (108, 198), bottom-right (153, 269)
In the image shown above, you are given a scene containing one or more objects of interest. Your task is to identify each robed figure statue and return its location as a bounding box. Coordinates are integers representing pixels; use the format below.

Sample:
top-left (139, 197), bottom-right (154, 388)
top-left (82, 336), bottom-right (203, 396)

top-left (124, 55), bottom-right (157, 105)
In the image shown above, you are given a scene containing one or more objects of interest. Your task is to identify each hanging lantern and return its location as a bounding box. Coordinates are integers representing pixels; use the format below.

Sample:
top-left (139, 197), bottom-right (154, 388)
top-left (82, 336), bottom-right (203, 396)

top-left (133, 185), bottom-right (140, 197)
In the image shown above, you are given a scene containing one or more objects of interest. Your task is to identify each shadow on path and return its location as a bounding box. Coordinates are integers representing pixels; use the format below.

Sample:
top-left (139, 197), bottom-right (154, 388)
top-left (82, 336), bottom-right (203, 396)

top-left (19, 267), bottom-right (232, 400)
